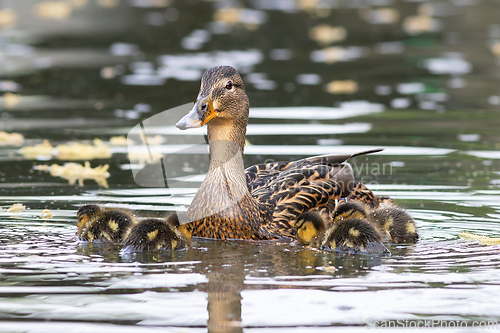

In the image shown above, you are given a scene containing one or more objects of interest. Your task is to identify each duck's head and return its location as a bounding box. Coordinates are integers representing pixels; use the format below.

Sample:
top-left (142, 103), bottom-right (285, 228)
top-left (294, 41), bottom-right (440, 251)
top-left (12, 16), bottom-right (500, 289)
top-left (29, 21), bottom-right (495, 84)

top-left (295, 212), bottom-right (327, 245)
top-left (176, 66), bottom-right (249, 131)
top-left (76, 204), bottom-right (101, 233)
top-left (332, 201), bottom-right (368, 223)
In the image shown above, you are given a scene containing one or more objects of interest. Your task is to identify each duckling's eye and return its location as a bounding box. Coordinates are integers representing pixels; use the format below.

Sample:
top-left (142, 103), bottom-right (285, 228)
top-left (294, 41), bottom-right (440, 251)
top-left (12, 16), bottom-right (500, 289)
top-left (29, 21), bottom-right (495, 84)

top-left (225, 81), bottom-right (233, 90)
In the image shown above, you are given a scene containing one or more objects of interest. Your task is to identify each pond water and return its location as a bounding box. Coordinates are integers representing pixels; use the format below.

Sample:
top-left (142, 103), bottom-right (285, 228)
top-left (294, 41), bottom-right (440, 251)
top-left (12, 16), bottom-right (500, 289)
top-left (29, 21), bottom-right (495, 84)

top-left (1, 0), bottom-right (500, 332)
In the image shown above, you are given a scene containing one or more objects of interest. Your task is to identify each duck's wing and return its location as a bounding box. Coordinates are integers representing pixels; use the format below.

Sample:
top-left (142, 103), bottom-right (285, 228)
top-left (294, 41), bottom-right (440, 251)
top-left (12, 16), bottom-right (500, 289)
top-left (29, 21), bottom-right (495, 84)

top-left (253, 163), bottom-right (355, 237)
top-left (245, 160), bottom-right (296, 193)
top-left (347, 181), bottom-right (395, 209)
top-left (245, 148), bottom-right (383, 193)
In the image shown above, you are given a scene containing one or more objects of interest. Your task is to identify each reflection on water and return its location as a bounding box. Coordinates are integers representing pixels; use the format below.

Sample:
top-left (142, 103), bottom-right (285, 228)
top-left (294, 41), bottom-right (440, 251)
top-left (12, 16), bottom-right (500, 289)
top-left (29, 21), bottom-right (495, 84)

top-left (1, 0), bottom-right (500, 331)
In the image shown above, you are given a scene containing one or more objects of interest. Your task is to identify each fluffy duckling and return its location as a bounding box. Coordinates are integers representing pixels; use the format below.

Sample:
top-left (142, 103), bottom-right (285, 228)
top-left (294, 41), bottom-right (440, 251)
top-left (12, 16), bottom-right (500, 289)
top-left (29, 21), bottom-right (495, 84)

top-left (331, 201), bottom-right (369, 222)
top-left (369, 206), bottom-right (418, 244)
top-left (76, 204), bottom-right (134, 242)
top-left (321, 218), bottom-right (389, 254)
top-left (295, 211), bottom-right (327, 245)
top-left (332, 201), bottom-right (418, 244)
top-left (123, 212), bottom-right (192, 252)
top-left (294, 210), bottom-right (388, 254)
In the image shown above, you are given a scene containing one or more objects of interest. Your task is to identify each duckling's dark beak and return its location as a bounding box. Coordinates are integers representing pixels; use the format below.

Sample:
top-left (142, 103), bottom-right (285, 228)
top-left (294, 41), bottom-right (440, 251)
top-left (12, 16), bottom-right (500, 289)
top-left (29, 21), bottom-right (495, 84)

top-left (176, 96), bottom-right (217, 130)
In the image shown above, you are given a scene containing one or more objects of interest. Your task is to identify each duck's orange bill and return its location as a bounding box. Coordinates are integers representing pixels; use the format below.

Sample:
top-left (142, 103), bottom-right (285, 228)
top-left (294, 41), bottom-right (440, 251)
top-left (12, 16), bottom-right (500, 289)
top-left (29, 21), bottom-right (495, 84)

top-left (201, 107), bottom-right (218, 126)
top-left (176, 95), bottom-right (217, 129)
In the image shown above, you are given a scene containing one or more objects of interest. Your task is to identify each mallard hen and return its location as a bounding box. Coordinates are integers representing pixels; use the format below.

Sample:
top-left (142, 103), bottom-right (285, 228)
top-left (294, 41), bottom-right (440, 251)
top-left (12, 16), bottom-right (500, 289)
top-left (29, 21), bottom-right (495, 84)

top-left (76, 65), bottom-right (400, 252)
top-left (174, 65), bottom-right (382, 241)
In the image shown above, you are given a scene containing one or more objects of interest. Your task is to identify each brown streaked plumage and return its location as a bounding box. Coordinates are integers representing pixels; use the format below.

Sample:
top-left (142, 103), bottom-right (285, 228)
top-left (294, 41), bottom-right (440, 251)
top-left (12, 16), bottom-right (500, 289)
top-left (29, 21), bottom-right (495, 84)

top-left (175, 65), bottom-right (382, 240)
top-left (347, 182), bottom-right (380, 209)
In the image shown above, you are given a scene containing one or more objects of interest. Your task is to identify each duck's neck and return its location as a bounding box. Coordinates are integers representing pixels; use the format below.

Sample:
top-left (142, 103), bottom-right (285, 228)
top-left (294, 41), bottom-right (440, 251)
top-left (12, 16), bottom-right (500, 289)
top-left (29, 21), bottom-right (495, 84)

top-left (205, 117), bottom-right (247, 191)
top-left (187, 117), bottom-right (252, 221)
top-left (207, 118), bottom-right (246, 162)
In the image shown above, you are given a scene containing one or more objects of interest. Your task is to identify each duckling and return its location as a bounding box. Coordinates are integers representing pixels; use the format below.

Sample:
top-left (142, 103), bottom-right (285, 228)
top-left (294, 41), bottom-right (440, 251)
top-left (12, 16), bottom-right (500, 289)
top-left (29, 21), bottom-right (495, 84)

top-left (369, 206), bottom-right (418, 244)
top-left (331, 201), bottom-right (369, 222)
top-left (332, 201), bottom-right (418, 244)
top-left (123, 212), bottom-right (191, 252)
top-left (76, 204), bottom-right (135, 242)
top-left (321, 218), bottom-right (389, 254)
top-left (294, 210), bottom-right (388, 254)
top-left (295, 211), bottom-right (327, 245)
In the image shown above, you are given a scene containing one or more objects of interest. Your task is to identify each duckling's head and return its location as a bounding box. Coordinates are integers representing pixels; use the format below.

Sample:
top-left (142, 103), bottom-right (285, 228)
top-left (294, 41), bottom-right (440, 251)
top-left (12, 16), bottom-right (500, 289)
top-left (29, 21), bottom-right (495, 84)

top-left (373, 207), bottom-right (418, 244)
top-left (165, 212), bottom-right (193, 240)
top-left (176, 66), bottom-right (248, 131)
top-left (76, 204), bottom-right (102, 234)
top-left (295, 212), bottom-right (327, 245)
top-left (332, 201), bottom-right (368, 223)
top-left (124, 218), bottom-right (189, 251)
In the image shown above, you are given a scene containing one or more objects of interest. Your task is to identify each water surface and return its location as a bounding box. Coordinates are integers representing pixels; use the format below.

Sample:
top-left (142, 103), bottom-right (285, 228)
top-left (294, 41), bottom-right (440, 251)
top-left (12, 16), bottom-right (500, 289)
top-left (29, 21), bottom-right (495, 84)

top-left (1, 0), bottom-right (500, 332)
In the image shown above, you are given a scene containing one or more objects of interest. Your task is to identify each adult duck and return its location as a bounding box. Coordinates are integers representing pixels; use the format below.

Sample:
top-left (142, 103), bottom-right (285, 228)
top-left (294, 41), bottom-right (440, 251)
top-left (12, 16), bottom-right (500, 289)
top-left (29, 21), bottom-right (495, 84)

top-left (77, 66), bottom-right (387, 251)
top-left (174, 65), bottom-right (380, 241)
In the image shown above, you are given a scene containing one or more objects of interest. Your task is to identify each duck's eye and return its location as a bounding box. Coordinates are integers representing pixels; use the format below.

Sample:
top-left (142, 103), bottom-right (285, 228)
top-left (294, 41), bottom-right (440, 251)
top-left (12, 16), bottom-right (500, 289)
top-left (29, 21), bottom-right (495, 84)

top-left (225, 81), bottom-right (233, 90)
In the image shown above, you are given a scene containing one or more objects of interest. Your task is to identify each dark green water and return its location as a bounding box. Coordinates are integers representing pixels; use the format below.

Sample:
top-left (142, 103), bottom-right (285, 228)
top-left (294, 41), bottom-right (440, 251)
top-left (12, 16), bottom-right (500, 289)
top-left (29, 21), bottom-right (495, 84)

top-left (1, 0), bottom-right (500, 332)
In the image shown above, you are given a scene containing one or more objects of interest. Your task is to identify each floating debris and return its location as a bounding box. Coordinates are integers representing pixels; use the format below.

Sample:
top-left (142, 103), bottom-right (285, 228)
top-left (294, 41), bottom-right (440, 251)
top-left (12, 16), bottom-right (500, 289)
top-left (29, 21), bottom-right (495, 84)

top-left (0, 8), bottom-right (17, 28)
top-left (8, 203), bottom-right (26, 213)
top-left (21, 140), bottom-right (54, 159)
top-left (21, 139), bottom-right (111, 160)
top-left (35, 1), bottom-right (72, 20)
top-left (0, 131), bottom-right (24, 146)
top-left (311, 46), bottom-right (366, 64)
top-left (363, 8), bottom-right (400, 25)
top-left (1, 92), bottom-right (20, 108)
top-left (459, 232), bottom-right (500, 246)
top-left (96, 0), bottom-right (119, 7)
top-left (56, 139), bottom-right (111, 160)
top-left (41, 209), bottom-right (53, 219)
top-left (71, 0), bottom-right (87, 8)
top-left (213, 8), bottom-right (267, 30)
top-left (35, 161), bottom-right (110, 188)
top-left (403, 16), bottom-right (441, 35)
top-left (142, 135), bottom-right (163, 146)
top-left (109, 136), bottom-right (130, 146)
top-left (308, 25), bottom-right (346, 46)
top-left (128, 151), bottom-right (163, 167)
top-left (316, 266), bottom-right (337, 273)
top-left (491, 42), bottom-right (500, 57)
top-left (326, 80), bottom-right (358, 94)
